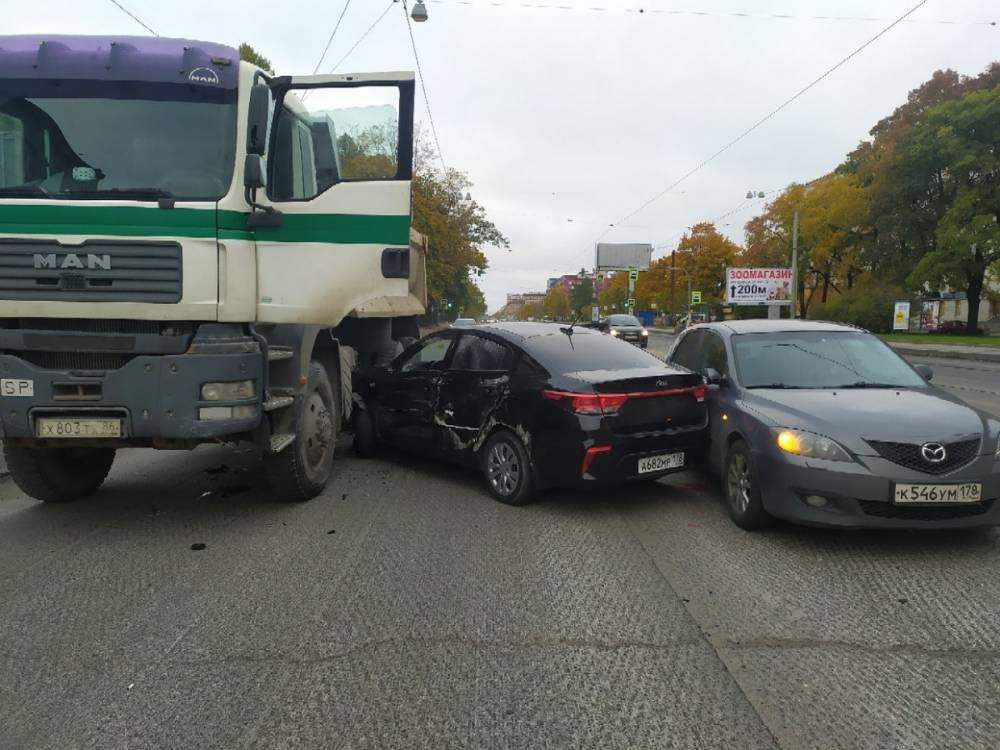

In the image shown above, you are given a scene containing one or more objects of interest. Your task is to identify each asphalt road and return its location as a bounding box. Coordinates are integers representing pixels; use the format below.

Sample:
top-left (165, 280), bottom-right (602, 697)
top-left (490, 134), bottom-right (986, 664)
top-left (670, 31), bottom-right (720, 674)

top-left (2, 335), bottom-right (999, 748)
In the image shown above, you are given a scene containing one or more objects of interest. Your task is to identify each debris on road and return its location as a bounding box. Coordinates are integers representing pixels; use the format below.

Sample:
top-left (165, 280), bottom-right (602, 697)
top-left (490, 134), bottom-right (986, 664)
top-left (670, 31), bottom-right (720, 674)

top-left (190, 543), bottom-right (207, 551)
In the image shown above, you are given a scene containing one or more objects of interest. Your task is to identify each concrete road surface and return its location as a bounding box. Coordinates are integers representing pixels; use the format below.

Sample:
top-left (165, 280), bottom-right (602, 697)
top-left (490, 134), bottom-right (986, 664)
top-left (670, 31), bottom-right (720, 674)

top-left (2, 434), bottom-right (1000, 748)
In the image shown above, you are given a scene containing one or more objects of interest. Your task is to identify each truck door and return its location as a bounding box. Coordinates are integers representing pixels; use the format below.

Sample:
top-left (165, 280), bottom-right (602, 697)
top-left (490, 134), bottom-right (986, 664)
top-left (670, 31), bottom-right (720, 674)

top-left (253, 73), bottom-right (415, 325)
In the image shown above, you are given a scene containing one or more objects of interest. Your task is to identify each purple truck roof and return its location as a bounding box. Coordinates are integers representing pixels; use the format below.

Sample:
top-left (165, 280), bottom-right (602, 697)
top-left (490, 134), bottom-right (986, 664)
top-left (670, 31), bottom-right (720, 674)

top-left (0, 35), bottom-right (239, 88)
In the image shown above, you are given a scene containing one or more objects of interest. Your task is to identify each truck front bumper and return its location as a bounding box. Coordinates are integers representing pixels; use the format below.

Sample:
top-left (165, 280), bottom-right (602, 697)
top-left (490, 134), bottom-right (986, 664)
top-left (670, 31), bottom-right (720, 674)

top-left (0, 343), bottom-right (264, 444)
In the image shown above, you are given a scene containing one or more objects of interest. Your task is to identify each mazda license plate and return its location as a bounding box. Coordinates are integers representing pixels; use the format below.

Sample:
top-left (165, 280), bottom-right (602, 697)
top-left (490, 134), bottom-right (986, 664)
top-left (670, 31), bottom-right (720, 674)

top-left (35, 418), bottom-right (122, 439)
top-left (638, 452), bottom-right (684, 474)
top-left (893, 483), bottom-right (982, 504)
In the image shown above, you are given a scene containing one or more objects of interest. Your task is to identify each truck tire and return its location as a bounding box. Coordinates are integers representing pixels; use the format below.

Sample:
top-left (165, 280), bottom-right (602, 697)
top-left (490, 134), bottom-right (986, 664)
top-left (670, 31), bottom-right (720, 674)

top-left (264, 360), bottom-right (338, 502)
top-left (3, 442), bottom-right (115, 503)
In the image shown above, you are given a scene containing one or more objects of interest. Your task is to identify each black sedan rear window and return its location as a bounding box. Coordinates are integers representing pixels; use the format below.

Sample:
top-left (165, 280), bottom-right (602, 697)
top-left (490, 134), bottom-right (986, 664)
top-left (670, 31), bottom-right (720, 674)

top-left (524, 331), bottom-right (659, 373)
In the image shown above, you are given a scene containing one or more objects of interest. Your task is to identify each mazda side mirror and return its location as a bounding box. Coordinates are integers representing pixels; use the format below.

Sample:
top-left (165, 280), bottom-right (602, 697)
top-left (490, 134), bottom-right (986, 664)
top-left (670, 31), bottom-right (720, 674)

top-left (704, 367), bottom-right (727, 387)
top-left (914, 364), bottom-right (934, 382)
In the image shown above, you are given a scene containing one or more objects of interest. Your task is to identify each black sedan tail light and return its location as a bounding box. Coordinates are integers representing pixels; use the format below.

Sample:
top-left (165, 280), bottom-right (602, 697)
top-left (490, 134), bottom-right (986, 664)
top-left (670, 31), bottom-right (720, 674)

top-left (543, 385), bottom-right (705, 417)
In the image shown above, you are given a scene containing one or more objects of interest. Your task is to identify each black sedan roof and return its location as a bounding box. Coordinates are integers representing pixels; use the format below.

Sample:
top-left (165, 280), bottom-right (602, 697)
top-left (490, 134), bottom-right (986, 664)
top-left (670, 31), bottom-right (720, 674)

top-left (476, 322), bottom-right (602, 342)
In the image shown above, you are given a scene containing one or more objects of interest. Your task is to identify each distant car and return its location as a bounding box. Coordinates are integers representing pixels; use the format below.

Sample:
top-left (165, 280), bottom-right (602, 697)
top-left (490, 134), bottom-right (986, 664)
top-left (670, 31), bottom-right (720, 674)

top-left (666, 319), bottom-right (1000, 530)
top-left (451, 318), bottom-right (477, 328)
top-left (933, 320), bottom-right (982, 334)
top-left (604, 314), bottom-right (649, 348)
top-left (353, 323), bottom-right (708, 505)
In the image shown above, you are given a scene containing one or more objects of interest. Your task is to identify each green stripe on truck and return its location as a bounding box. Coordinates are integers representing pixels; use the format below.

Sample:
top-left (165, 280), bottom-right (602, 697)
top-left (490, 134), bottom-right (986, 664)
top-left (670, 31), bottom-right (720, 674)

top-left (0, 205), bottom-right (410, 245)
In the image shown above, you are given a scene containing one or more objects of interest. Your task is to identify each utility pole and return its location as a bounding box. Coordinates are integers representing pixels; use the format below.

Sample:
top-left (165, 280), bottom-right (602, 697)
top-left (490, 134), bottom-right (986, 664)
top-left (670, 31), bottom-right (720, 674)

top-left (669, 250), bottom-right (676, 322)
top-left (791, 210), bottom-right (799, 319)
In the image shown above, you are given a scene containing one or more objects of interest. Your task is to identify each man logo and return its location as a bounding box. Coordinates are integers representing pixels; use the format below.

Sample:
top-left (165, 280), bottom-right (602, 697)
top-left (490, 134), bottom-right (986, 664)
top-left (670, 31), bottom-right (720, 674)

top-left (33, 253), bottom-right (112, 271)
top-left (188, 67), bottom-right (220, 85)
top-left (920, 442), bottom-right (947, 464)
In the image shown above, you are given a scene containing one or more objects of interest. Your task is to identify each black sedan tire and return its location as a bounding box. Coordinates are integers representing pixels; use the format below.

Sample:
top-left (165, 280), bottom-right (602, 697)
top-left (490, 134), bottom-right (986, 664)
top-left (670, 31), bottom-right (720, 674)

top-left (353, 406), bottom-right (377, 458)
top-left (723, 439), bottom-right (773, 530)
top-left (481, 430), bottom-right (535, 506)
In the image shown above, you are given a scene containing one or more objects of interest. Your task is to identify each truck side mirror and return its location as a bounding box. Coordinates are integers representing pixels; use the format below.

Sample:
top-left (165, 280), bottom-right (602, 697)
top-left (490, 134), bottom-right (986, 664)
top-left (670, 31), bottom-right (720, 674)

top-left (246, 84), bottom-right (270, 157)
top-left (244, 154), bottom-right (266, 190)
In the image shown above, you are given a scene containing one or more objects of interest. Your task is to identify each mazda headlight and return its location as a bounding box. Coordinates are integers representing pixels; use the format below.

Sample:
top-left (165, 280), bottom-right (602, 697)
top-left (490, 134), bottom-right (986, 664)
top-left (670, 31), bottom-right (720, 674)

top-left (771, 428), bottom-right (852, 462)
top-left (609, 329), bottom-right (619, 337)
top-left (641, 329), bottom-right (649, 336)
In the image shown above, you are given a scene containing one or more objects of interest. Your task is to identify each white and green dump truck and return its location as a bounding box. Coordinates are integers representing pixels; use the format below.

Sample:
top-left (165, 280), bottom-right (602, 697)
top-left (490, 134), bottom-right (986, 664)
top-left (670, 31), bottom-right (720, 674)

top-left (0, 35), bottom-right (426, 501)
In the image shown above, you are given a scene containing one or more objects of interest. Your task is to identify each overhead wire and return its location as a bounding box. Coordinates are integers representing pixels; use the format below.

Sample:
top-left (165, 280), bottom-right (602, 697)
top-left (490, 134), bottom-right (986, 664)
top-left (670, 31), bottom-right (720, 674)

top-left (593, 0), bottom-right (931, 247)
top-left (312, 0), bottom-right (354, 74)
top-left (329, 0), bottom-right (397, 72)
top-left (424, 0), bottom-right (995, 27)
top-left (107, 0), bottom-right (158, 35)
top-left (402, 1), bottom-right (448, 173)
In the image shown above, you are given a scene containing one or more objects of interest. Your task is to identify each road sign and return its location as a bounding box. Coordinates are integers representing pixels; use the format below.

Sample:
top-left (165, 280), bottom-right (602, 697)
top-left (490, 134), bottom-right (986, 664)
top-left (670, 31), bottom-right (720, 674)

top-left (893, 301), bottom-right (911, 331)
top-left (628, 269), bottom-right (639, 281)
top-left (691, 291), bottom-right (702, 304)
top-left (591, 305), bottom-right (600, 322)
top-left (626, 297), bottom-right (636, 308)
top-left (726, 267), bottom-right (792, 305)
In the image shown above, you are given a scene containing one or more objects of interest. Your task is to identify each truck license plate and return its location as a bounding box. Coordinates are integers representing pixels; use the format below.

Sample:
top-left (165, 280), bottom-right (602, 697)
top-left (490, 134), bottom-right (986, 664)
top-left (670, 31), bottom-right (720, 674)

top-left (893, 483), bottom-right (982, 504)
top-left (35, 418), bottom-right (122, 439)
top-left (638, 452), bottom-right (684, 474)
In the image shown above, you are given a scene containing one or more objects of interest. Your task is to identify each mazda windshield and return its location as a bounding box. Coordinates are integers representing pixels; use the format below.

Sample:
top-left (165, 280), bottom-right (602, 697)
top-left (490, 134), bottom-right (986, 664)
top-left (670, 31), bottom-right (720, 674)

top-left (733, 330), bottom-right (928, 389)
top-left (0, 79), bottom-right (236, 200)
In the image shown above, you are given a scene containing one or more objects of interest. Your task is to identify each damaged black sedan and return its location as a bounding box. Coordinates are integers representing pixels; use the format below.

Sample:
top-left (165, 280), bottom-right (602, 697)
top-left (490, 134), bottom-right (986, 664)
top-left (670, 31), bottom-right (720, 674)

top-left (352, 322), bottom-right (708, 505)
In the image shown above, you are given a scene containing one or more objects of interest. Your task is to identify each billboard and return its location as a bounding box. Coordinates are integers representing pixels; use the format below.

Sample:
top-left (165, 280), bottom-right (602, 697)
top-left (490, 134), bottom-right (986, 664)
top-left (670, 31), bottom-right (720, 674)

top-left (893, 301), bottom-right (911, 331)
top-left (595, 243), bottom-right (652, 271)
top-left (727, 267), bottom-right (793, 305)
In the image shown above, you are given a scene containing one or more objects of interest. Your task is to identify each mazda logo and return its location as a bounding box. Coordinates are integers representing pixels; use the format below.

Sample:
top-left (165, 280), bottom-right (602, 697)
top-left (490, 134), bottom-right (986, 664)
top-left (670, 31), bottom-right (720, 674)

top-left (920, 442), bottom-right (947, 464)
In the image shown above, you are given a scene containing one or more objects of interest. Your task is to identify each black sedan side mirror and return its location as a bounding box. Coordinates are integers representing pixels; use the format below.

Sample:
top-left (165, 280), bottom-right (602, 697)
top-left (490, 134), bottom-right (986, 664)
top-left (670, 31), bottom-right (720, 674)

top-left (704, 367), bottom-right (727, 387)
top-left (914, 364), bottom-right (934, 381)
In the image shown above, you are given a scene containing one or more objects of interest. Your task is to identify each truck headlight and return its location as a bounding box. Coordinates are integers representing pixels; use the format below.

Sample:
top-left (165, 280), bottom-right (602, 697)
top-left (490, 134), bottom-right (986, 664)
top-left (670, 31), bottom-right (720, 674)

top-left (771, 428), bottom-right (852, 462)
top-left (201, 380), bottom-right (255, 401)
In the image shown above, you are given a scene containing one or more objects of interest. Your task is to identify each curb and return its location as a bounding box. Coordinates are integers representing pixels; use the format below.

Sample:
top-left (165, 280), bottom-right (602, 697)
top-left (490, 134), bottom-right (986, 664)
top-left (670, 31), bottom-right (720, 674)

top-left (888, 343), bottom-right (1000, 364)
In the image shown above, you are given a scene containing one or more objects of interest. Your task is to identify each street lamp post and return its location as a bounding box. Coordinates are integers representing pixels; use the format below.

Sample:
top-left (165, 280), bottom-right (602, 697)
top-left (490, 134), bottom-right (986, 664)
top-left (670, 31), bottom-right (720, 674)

top-left (665, 267), bottom-right (692, 327)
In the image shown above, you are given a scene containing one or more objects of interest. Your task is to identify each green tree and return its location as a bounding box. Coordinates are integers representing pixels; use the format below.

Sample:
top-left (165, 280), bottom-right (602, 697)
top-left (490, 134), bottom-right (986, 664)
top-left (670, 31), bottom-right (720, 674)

top-left (543, 285), bottom-right (571, 319)
top-left (570, 278), bottom-right (594, 315)
top-left (902, 84), bottom-right (1000, 329)
top-left (675, 223), bottom-right (741, 305)
top-left (411, 135), bottom-right (508, 316)
top-left (238, 43), bottom-right (272, 72)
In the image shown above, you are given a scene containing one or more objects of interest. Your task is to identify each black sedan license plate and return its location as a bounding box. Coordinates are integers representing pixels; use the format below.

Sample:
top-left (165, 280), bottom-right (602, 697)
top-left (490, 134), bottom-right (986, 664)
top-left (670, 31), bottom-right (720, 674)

top-left (893, 483), bottom-right (982, 504)
top-left (35, 417), bottom-right (121, 439)
top-left (638, 452), bottom-right (684, 474)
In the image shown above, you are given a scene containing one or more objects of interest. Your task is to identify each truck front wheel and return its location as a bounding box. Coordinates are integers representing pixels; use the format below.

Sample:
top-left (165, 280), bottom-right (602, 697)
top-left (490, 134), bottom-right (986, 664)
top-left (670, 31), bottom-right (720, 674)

top-left (264, 360), bottom-right (339, 502)
top-left (3, 443), bottom-right (116, 503)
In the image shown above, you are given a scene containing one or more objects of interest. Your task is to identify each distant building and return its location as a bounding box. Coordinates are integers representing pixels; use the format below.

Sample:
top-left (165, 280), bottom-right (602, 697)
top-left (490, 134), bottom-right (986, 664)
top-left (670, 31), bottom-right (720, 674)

top-left (502, 291), bottom-right (546, 319)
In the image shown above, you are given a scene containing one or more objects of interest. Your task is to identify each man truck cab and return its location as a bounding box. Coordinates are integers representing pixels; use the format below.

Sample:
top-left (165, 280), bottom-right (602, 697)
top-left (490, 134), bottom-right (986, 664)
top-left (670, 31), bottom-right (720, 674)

top-left (0, 35), bottom-right (425, 502)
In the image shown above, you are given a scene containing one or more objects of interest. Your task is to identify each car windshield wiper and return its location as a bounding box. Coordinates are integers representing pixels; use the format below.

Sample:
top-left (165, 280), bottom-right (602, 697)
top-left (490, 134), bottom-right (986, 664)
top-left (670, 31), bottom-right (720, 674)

top-left (745, 383), bottom-right (809, 389)
top-left (95, 187), bottom-right (175, 200)
top-left (0, 184), bottom-right (53, 198)
top-left (830, 382), bottom-right (909, 389)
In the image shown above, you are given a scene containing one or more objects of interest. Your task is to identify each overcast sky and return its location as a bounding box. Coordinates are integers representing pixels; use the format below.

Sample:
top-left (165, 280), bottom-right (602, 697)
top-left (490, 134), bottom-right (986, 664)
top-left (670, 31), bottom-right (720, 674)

top-left (5, 0), bottom-right (999, 311)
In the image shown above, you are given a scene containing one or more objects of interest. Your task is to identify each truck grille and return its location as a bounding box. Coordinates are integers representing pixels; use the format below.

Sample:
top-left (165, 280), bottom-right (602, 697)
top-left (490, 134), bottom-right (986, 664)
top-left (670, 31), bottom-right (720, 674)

top-left (0, 240), bottom-right (182, 303)
top-left (16, 350), bottom-right (137, 371)
top-left (865, 438), bottom-right (980, 475)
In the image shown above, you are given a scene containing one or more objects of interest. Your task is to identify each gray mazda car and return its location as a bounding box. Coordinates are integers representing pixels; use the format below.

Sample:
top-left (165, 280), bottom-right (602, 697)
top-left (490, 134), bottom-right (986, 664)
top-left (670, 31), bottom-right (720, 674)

top-left (666, 319), bottom-right (1000, 530)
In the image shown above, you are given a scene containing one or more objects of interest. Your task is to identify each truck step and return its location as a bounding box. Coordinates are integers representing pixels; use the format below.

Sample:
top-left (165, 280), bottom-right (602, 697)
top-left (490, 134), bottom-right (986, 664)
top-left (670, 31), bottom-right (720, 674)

top-left (268, 346), bottom-right (294, 362)
top-left (270, 433), bottom-right (296, 453)
top-left (269, 386), bottom-right (295, 398)
top-left (263, 396), bottom-right (295, 412)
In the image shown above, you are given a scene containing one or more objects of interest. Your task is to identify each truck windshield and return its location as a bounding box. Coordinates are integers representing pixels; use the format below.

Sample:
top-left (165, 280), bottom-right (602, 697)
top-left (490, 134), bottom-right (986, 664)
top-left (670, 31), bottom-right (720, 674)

top-left (0, 79), bottom-right (236, 201)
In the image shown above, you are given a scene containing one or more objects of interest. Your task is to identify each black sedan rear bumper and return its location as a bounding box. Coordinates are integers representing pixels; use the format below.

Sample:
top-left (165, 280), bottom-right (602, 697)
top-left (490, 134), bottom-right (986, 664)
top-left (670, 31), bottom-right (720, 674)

top-left (531, 426), bottom-right (707, 489)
